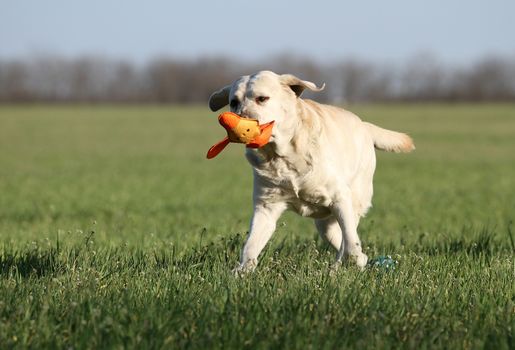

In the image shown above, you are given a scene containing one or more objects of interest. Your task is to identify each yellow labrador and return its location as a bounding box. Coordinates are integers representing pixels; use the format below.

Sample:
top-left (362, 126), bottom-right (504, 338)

top-left (209, 71), bottom-right (414, 273)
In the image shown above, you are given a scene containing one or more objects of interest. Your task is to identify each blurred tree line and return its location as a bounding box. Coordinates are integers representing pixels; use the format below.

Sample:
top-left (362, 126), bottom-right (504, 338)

top-left (1, 52), bottom-right (514, 104)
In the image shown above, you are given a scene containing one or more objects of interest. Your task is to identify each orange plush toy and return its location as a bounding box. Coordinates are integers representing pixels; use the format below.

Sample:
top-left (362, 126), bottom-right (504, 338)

top-left (206, 112), bottom-right (275, 159)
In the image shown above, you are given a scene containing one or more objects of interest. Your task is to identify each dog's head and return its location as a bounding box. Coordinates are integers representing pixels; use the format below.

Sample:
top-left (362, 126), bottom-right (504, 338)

top-left (209, 71), bottom-right (324, 141)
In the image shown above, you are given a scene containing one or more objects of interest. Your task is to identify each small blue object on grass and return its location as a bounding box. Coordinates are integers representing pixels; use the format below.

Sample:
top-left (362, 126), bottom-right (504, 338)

top-left (367, 255), bottom-right (398, 270)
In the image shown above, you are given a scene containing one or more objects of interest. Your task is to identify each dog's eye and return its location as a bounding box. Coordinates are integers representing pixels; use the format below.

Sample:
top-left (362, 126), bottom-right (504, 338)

top-left (255, 96), bottom-right (270, 104)
top-left (230, 99), bottom-right (239, 109)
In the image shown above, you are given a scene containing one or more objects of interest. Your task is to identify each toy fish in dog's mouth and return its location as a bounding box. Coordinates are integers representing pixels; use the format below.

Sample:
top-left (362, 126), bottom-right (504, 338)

top-left (207, 112), bottom-right (275, 159)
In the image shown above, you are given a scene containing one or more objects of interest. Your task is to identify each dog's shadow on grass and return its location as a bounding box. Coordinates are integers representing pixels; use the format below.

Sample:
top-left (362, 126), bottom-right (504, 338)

top-left (0, 247), bottom-right (61, 278)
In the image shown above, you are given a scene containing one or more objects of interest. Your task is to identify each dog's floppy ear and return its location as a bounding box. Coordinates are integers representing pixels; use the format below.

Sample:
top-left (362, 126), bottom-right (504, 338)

top-left (208, 85), bottom-right (231, 112)
top-left (279, 74), bottom-right (325, 97)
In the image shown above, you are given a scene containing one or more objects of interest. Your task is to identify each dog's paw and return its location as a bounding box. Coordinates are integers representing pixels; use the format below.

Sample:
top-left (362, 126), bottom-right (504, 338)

top-left (232, 259), bottom-right (257, 276)
top-left (347, 252), bottom-right (368, 270)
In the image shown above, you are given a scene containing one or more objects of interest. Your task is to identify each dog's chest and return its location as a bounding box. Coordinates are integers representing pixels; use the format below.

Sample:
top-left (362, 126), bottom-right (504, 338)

top-left (252, 156), bottom-right (332, 218)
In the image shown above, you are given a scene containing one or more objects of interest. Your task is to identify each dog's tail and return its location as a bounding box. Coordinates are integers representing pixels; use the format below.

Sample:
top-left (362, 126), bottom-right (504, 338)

top-left (364, 122), bottom-right (415, 153)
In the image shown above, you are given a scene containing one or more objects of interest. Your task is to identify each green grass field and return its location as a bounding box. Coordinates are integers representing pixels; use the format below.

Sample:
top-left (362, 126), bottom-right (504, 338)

top-left (0, 104), bottom-right (513, 349)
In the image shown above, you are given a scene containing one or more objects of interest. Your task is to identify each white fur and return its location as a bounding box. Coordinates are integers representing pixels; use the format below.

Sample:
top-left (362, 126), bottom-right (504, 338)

top-left (209, 71), bottom-right (414, 273)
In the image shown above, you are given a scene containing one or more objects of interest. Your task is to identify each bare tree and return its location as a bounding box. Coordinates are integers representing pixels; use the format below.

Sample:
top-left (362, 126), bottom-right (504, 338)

top-left (400, 52), bottom-right (446, 101)
top-left (1, 53), bottom-right (514, 103)
top-left (0, 61), bottom-right (30, 102)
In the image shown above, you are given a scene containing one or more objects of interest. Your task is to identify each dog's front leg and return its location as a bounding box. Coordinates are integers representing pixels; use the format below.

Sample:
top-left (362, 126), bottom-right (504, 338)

top-left (235, 202), bottom-right (286, 274)
top-left (331, 191), bottom-right (368, 269)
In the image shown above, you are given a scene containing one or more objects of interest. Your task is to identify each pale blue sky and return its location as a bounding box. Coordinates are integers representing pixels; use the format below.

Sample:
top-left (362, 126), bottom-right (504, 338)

top-left (1, 0), bottom-right (514, 63)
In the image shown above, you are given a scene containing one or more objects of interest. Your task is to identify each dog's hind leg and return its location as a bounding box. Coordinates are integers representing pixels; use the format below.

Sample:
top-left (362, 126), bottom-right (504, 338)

top-left (315, 217), bottom-right (342, 252)
top-left (331, 187), bottom-right (368, 268)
